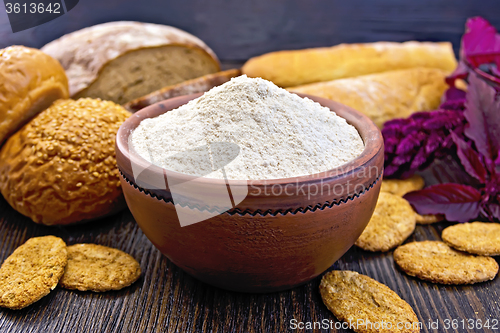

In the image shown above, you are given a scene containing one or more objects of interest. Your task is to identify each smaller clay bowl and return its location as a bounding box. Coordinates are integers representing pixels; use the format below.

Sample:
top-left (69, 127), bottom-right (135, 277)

top-left (116, 93), bottom-right (384, 293)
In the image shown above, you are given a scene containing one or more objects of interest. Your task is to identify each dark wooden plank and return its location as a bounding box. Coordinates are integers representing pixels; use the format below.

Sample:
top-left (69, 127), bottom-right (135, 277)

top-left (1, 0), bottom-right (500, 61)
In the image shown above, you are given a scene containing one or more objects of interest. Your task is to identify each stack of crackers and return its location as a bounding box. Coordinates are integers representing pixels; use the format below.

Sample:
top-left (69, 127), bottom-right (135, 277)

top-left (320, 175), bottom-right (500, 333)
top-left (0, 236), bottom-right (141, 310)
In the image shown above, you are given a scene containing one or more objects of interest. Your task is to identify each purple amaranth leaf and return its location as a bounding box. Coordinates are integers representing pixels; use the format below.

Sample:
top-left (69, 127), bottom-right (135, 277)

top-left (404, 183), bottom-right (482, 222)
top-left (494, 192), bottom-right (500, 220)
top-left (446, 61), bottom-right (470, 87)
top-left (441, 134), bottom-right (455, 150)
top-left (383, 120), bottom-right (421, 137)
top-left (381, 125), bottom-right (403, 138)
top-left (383, 137), bottom-right (400, 153)
top-left (444, 87), bottom-right (467, 103)
top-left (464, 73), bottom-right (500, 164)
top-left (402, 124), bottom-right (422, 135)
top-left (440, 97), bottom-right (467, 112)
top-left (412, 111), bottom-right (434, 118)
top-left (489, 205), bottom-right (500, 220)
top-left (451, 131), bottom-right (488, 183)
top-left (384, 164), bottom-right (403, 178)
top-left (440, 87), bottom-right (467, 112)
top-left (382, 85), bottom-right (469, 179)
top-left (452, 127), bottom-right (465, 139)
top-left (496, 153), bottom-right (500, 165)
top-left (446, 17), bottom-right (500, 87)
top-left (419, 108), bottom-right (465, 132)
top-left (479, 177), bottom-right (500, 220)
top-left (447, 111), bottom-right (466, 129)
top-left (481, 202), bottom-right (500, 221)
top-left (494, 66), bottom-right (500, 78)
top-left (422, 112), bottom-right (458, 130)
top-left (409, 149), bottom-right (428, 170)
top-left (392, 154), bottom-right (412, 167)
top-left (383, 117), bottom-right (411, 127)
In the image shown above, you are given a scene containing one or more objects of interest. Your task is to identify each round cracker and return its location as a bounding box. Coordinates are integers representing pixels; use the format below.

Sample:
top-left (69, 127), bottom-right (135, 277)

top-left (355, 192), bottom-right (416, 252)
top-left (380, 175), bottom-right (425, 197)
top-left (0, 235), bottom-right (67, 309)
top-left (59, 244), bottom-right (141, 292)
top-left (394, 241), bottom-right (498, 285)
top-left (320, 270), bottom-right (420, 333)
top-left (442, 222), bottom-right (500, 256)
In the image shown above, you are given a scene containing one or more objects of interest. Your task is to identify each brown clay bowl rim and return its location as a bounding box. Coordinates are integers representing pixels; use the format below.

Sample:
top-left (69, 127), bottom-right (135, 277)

top-left (116, 92), bottom-right (382, 188)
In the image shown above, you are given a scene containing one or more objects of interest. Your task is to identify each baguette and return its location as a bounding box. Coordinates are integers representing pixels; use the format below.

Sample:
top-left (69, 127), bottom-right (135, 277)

top-left (288, 67), bottom-right (448, 128)
top-left (243, 41), bottom-right (456, 87)
top-left (124, 69), bottom-right (241, 112)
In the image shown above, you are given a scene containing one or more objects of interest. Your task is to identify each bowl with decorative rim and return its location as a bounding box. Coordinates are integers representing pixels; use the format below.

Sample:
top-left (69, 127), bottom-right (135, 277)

top-left (116, 93), bottom-right (383, 293)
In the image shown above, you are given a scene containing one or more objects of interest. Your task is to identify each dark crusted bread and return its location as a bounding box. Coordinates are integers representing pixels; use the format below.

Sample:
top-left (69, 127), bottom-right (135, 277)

top-left (124, 69), bottom-right (241, 112)
top-left (41, 21), bottom-right (220, 104)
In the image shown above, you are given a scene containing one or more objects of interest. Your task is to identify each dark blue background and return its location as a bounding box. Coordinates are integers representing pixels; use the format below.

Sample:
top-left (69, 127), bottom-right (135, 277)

top-left (1, 0), bottom-right (500, 61)
top-left (4, 0), bottom-right (65, 32)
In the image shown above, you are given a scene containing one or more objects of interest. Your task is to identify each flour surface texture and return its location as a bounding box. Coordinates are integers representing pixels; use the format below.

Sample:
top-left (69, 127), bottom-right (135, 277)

top-left (131, 75), bottom-right (364, 180)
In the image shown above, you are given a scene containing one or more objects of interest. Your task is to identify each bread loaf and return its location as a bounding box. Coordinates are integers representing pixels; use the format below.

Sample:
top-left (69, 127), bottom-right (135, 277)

top-left (124, 69), bottom-right (241, 112)
top-left (41, 22), bottom-right (220, 104)
top-left (288, 67), bottom-right (448, 128)
top-left (243, 41), bottom-right (456, 87)
top-left (0, 46), bottom-right (69, 145)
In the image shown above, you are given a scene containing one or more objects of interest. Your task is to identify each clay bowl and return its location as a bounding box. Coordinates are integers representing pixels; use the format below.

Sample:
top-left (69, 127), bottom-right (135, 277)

top-left (116, 93), bottom-right (384, 293)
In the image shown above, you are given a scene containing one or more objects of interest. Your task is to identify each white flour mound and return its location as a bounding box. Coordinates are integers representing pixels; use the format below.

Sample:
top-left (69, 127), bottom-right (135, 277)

top-left (131, 75), bottom-right (364, 180)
